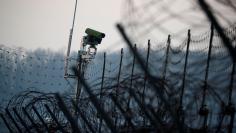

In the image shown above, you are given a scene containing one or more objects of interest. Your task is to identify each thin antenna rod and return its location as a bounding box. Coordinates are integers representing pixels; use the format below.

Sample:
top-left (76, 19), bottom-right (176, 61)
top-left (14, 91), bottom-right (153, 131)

top-left (65, 0), bottom-right (78, 77)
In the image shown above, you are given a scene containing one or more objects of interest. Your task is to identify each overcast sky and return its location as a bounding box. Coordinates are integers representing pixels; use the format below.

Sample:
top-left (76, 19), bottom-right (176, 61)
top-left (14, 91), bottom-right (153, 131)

top-left (0, 0), bottom-right (123, 52)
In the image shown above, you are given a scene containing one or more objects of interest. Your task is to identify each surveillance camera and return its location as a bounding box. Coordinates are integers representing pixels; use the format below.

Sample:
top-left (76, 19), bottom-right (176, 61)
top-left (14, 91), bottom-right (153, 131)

top-left (85, 28), bottom-right (105, 38)
top-left (83, 28), bottom-right (105, 45)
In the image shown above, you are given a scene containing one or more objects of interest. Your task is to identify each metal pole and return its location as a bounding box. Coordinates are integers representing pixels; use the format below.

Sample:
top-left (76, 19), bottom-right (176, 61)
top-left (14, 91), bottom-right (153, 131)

top-left (117, 48), bottom-right (124, 93)
top-left (201, 24), bottom-right (214, 107)
top-left (227, 53), bottom-right (235, 133)
top-left (116, 24), bottom-right (183, 132)
top-left (142, 40), bottom-right (151, 125)
top-left (228, 59), bottom-right (235, 104)
top-left (199, 24), bottom-right (214, 131)
top-left (75, 54), bottom-right (83, 119)
top-left (65, 0), bottom-right (78, 77)
top-left (99, 52), bottom-right (106, 133)
top-left (125, 44), bottom-right (136, 130)
top-left (127, 44), bottom-right (136, 108)
top-left (100, 52), bottom-right (106, 99)
top-left (180, 30), bottom-right (191, 107)
top-left (178, 30), bottom-right (191, 132)
top-left (114, 48), bottom-right (124, 128)
top-left (142, 40), bottom-right (151, 100)
top-left (163, 35), bottom-right (171, 80)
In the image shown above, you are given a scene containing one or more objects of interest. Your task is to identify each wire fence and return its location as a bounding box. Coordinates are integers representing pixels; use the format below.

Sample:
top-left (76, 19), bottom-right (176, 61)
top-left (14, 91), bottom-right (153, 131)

top-left (0, 22), bottom-right (236, 132)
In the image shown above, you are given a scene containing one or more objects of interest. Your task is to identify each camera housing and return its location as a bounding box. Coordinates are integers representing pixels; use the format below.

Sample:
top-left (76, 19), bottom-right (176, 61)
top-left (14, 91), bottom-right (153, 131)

top-left (83, 28), bottom-right (105, 45)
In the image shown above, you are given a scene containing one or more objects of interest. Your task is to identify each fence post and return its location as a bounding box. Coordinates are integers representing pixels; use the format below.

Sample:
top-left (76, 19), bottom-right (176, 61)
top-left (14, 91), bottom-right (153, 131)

top-left (124, 44), bottom-right (136, 130)
top-left (142, 39), bottom-right (151, 125)
top-left (75, 54), bottom-right (83, 118)
top-left (178, 30), bottom-right (191, 130)
top-left (99, 52), bottom-right (106, 133)
top-left (180, 30), bottom-right (191, 107)
top-left (228, 56), bottom-right (235, 104)
top-left (227, 47), bottom-right (235, 133)
top-left (117, 48), bottom-right (124, 92)
top-left (114, 48), bottom-right (124, 128)
top-left (127, 44), bottom-right (136, 108)
top-left (100, 52), bottom-right (106, 98)
top-left (117, 24), bottom-right (184, 132)
top-left (142, 40), bottom-right (151, 99)
top-left (163, 35), bottom-right (171, 80)
top-left (199, 24), bottom-right (214, 131)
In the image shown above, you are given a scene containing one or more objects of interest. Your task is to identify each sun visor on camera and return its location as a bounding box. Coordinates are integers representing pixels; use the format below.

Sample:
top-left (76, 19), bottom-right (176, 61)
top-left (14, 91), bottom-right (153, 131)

top-left (85, 28), bottom-right (105, 38)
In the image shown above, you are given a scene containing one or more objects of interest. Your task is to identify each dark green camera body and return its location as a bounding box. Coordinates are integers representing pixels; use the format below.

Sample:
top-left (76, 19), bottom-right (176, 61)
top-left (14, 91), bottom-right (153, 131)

top-left (83, 28), bottom-right (105, 45)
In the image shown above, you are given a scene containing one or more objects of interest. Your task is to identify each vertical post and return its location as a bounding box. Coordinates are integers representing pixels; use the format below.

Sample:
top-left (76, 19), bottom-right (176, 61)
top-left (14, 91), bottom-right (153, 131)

top-left (116, 24), bottom-right (183, 132)
top-left (179, 30), bottom-right (191, 109)
top-left (5, 108), bottom-right (22, 133)
top-left (227, 50), bottom-right (235, 133)
top-left (0, 113), bottom-right (14, 133)
top-left (180, 30), bottom-right (191, 107)
top-left (13, 107), bottom-right (31, 133)
top-left (125, 44), bottom-right (136, 130)
top-left (127, 44), bottom-right (136, 108)
top-left (64, 0), bottom-right (78, 77)
top-left (179, 30), bottom-right (191, 131)
top-left (142, 40), bottom-right (151, 125)
top-left (163, 35), bottom-right (171, 80)
top-left (99, 52), bottom-right (106, 133)
top-left (228, 60), bottom-right (235, 104)
top-left (199, 24), bottom-right (214, 130)
top-left (142, 40), bottom-right (151, 100)
top-left (75, 54), bottom-right (83, 119)
top-left (100, 52), bottom-right (106, 99)
top-left (114, 48), bottom-right (124, 128)
top-left (117, 48), bottom-right (124, 93)
top-left (202, 24), bottom-right (214, 107)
